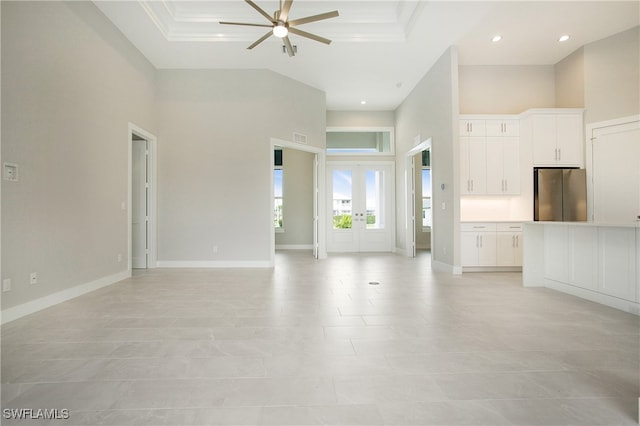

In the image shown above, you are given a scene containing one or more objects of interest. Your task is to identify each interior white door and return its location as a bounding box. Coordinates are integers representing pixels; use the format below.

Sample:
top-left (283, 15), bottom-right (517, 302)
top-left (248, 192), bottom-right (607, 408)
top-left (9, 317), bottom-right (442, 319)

top-left (132, 139), bottom-right (148, 268)
top-left (327, 163), bottom-right (393, 252)
top-left (592, 121), bottom-right (640, 223)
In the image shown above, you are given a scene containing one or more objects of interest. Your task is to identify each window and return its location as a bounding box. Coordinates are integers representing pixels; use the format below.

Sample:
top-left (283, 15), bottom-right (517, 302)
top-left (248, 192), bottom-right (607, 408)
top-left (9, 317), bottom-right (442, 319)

top-left (421, 150), bottom-right (432, 229)
top-left (274, 149), bottom-right (283, 231)
top-left (326, 127), bottom-right (394, 155)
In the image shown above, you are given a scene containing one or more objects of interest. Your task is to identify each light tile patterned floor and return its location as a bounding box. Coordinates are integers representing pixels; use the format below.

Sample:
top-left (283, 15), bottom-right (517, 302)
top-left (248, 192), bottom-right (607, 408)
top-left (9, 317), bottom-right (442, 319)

top-left (2, 251), bottom-right (638, 425)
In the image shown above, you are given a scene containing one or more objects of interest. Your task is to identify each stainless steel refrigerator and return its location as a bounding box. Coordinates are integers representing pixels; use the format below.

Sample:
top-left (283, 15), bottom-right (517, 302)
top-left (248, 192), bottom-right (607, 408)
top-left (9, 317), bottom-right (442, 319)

top-left (534, 168), bottom-right (587, 221)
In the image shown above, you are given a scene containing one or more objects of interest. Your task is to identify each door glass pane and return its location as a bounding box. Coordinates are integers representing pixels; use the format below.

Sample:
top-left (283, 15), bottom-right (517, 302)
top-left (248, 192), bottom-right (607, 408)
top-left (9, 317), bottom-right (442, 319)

top-left (332, 170), bottom-right (352, 229)
top-left (274, 169), bottom-right (283, 228)
top-left (422, 168), bottom-right (431, 228)
top-left (365, 169), bottom-right (384, 229)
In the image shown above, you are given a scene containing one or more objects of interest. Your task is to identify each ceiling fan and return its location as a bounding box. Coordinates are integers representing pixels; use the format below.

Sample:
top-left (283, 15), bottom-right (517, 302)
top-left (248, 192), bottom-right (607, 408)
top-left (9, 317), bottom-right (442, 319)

top-left (220, 0), bottom-right (339, 57)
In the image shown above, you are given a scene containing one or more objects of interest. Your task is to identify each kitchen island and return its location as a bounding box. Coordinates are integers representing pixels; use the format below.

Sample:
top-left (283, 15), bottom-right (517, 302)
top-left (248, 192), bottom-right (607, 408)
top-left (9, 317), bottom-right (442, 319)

top-left (523, 221), bottom-right (640, 315)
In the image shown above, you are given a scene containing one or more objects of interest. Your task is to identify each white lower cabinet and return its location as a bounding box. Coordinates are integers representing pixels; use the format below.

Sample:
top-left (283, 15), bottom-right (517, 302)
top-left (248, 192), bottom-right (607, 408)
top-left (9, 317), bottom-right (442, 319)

top-left (544, 225), bottom-right (569, 282)
top-left (598, 227), bottom-right (637, 302)
top-left (462, 222), bottom-right (522, 268)
top-left (569, 227), bottom-right (598, 292)
top-left (496, 223), bottom-right (523, 266)
top-left (543, 224), bottom-right (638, 303)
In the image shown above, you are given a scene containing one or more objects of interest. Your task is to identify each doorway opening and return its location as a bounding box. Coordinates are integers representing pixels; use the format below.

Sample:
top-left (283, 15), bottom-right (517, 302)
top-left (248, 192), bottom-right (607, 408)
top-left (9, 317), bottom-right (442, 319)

top-left (269, 138), bottom-right (326, 265)
top-left (405, 138), bottom-right (432, 258)
top-left (129, 123), bottom-right (157, 271)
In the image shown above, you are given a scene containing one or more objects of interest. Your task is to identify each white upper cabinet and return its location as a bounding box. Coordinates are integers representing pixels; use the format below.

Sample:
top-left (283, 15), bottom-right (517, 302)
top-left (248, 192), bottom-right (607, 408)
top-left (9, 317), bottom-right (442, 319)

top-left (460, 136), bottom-right (487, 195)
top-left (460, 115), bottom-right (520, 196)
top-left (460, 119), bottom-right (486, 137)
top-left (527, 109), bottom-right (584, 167)
top-left (485, 119), bottom-right (519, 137)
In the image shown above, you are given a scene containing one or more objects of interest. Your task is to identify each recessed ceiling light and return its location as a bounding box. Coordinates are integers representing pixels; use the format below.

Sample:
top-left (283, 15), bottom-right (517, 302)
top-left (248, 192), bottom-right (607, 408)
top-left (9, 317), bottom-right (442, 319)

top-left (491, 35), bottom-right (502, 43)
top-left (558, 34), bottom-right (570, 42)
top-left (360, 100), bottom-right (367, 105)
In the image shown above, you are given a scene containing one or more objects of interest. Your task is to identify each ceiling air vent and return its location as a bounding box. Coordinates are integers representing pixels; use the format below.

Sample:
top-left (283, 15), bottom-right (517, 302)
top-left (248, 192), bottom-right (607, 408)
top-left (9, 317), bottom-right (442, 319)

top-left (293, 132), bottom-right (308, 144)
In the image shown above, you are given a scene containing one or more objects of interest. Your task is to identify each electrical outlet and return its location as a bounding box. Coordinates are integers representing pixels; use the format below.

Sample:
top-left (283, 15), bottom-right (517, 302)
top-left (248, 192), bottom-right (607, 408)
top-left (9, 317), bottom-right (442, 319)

top-left (117, 253), bottom-right (123, 263)
top-left (2, 279), bottom-right (11, 292)
top-left (443, 247), bottom-right (447, 255)
top-left (213, 246), bottom-right (218, 254)
top-left (30, 272), bottom-right (38, 285)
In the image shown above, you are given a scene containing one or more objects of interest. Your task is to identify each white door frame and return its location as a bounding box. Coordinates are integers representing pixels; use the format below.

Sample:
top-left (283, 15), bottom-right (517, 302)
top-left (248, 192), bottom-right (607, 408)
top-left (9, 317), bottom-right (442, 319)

top-left (405, 137), bottom-right (432, 258)
top-left (269, 138), bottom-right (326, 264)
top-left (128, 123), bottom-right (157, 271)
top-left (586, 115), bottom-right (640, 222)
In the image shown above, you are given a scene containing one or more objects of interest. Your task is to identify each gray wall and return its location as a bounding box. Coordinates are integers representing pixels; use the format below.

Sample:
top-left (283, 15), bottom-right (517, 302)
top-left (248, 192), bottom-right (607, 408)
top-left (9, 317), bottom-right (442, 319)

top-left (326, 111), bottom-right (395, 127)
top-left (1, 1), bottom-right (156, 310)
top-left (395, 47), bottom-right (459, 270)
top-left (459, 65), bottom-right (556, 114)
top-left (584, 26), bottom-right (640, 124)
top-left (275, 148), bottom-right (314, 247)
top-left (555, 48), bottom-right (585, 108)
top-left (155, 70), bottom-right (325, 264)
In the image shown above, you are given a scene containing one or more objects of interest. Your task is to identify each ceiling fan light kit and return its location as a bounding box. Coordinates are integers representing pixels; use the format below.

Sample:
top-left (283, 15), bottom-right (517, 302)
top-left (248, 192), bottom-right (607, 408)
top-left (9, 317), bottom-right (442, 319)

top-left (219, 0), bottom-right (338, 57)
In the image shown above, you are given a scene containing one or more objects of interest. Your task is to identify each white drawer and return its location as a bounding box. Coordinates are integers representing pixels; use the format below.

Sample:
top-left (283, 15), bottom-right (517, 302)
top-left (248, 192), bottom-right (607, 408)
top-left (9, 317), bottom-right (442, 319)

top-left (497, 223), bottom-right (523, 232)
top-left (461, 223), bottom-right (497, 232)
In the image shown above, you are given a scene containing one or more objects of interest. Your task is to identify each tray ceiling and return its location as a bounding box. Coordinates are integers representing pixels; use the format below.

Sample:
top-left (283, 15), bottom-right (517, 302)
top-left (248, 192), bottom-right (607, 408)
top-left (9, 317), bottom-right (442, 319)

top-left (94, 1), bottom-right (639, 110)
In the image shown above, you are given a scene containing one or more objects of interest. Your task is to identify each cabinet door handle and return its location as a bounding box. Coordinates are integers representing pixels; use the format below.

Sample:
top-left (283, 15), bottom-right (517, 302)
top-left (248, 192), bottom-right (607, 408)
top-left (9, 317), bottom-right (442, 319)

top-left (479, 235), bottom-right (483, 248)
top-left (476, 235), bottom-right (479, 248)
top-left (516, 235), bottom-right (519, 247)
top-left (558, 149), bottom-right (561, 160)
top-left (512, 235), bottom-right (515, 248)
top-left (469, 123), bottom-right (473, 133)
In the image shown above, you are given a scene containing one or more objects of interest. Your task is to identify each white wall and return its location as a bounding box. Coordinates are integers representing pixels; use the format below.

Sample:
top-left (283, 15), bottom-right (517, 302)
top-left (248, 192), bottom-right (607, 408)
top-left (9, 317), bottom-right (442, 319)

top-left (584, 26), bottom-right (640, 124)
top-left (459, 66), bottom-right (555, 114)
top-left (155, 70), bottom-right (325, 265)
top-left (395, 47), bottom-right (459, 270)
top-left (1, 1), bottom-right (156, 311)
top-left (275, 148), bottom-right (314, 247)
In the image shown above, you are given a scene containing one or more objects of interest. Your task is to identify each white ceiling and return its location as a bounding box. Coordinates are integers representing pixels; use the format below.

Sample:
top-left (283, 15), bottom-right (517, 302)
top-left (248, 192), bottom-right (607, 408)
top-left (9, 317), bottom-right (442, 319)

top-left (94, 1), bottom-right (639, 111)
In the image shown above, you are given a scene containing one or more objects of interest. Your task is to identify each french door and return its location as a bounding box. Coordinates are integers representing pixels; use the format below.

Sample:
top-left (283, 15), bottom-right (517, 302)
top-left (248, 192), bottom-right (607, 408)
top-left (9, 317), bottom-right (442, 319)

top-left (327, 162), bottom-right (394, 252)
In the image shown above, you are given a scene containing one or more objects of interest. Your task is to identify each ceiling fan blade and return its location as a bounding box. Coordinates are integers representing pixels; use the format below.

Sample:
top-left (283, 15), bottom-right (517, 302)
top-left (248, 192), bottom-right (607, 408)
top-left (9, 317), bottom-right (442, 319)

top-left (283, 36), bottom-right (295, 57)
top-left (247, 31), bottom-right (273, 50)
top-left (279, 0), bottom-right (294, 22)
top-left (288, 10), bottom-right (339, 27)
top-left (288, 27), bottom-right (331, 45)
top-left (245, 0), bottom-right (276, 23)
top-left (219, 21), bottom-right (274, 28)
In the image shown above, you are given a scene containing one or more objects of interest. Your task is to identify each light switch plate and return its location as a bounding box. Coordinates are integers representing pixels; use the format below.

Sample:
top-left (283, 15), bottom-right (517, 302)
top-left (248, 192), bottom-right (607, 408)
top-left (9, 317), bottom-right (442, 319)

top-left (3, 163), bottom-right (18, 182)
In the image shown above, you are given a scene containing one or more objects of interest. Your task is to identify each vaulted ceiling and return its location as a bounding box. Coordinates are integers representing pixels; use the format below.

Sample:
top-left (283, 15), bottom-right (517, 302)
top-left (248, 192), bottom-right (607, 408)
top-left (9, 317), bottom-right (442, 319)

top-left (94, 1), bottom-right (639, 110)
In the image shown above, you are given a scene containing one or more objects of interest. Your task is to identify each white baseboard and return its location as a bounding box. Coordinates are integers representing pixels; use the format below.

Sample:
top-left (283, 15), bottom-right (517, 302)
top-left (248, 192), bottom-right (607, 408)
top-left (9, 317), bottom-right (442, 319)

top-left (275, 245), bottom-right (313, 250)
top-left (395, 247), bottom-right (408, 257)
top-left (545, 279), bottom-right (640, 316)
top-left (1, 270), bottom-right (130, 325)
top-left (432, 260), bottom-right (462, 275)
top-left (156, 260), bottom-right (273, 268)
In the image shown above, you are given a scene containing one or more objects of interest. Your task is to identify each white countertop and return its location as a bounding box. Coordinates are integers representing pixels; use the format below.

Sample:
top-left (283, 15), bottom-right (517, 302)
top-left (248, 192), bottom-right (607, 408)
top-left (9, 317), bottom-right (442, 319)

top-left (525, 221), bottom-right (640, 228)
